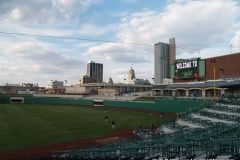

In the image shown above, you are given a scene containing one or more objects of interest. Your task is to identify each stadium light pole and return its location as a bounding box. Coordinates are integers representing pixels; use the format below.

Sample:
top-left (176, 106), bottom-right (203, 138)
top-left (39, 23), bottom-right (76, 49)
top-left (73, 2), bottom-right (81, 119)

top-left (213, 66), bottom-right (216, 100)
top-left (124, 78), bottom-right (127, 94)
top-left (219, 69), bottom-right (224, 80)
top-left (219, 68), bottom-right (224, 99)
top-left (152, 78), bottom-right (155, 96)
top-left (229, 44), bottom-right (233, 53)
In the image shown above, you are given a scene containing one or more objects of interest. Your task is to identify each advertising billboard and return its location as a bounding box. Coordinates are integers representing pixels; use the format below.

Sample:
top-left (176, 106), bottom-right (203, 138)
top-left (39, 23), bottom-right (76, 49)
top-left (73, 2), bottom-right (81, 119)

top-left (174, 58), bottom-right (200, 79)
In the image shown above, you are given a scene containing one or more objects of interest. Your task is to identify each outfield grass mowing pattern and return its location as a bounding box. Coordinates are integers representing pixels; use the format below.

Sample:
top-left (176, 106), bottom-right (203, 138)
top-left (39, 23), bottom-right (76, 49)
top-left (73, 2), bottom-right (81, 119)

top-left (0, 104), bottom-right (166, 152)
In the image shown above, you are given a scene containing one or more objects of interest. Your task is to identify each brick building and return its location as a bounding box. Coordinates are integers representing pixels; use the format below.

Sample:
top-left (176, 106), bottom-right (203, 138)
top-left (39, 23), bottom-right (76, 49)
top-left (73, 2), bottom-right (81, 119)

top-left (205, 52), bottom-right (240, 80)
top-left (170, 52), bottom-right (240, 83)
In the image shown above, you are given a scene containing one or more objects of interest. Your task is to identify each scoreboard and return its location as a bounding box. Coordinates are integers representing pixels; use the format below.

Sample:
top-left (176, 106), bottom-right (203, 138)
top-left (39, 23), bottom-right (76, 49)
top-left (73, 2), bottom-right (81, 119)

top-left (173, 58), bottom-right (204, 79)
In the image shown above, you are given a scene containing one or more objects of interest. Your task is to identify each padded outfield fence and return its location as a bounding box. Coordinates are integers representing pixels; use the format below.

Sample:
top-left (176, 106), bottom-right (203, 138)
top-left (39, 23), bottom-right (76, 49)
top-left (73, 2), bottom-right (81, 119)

top-left (0, 95), bottom-right (93, 106)
top-left (0, 95), bottom-right (209, 113)
top-left (104, 99), bottom-right (209, 113)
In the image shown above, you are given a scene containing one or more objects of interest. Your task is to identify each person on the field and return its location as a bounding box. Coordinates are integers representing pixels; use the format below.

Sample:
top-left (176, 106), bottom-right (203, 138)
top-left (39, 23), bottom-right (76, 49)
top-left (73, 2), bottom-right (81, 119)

top-left (112, 121), bottom-right (115, 129)
top-left (159, 113), bottom-right (163, 117)
top-left (117, 108), bottom-right (120, 114)
top-left (151, 123), bottom-right (154, 129)
top-left (149, 112), bottom-right (152, 116)
top-left (104, 115), bottom-right (108, 123)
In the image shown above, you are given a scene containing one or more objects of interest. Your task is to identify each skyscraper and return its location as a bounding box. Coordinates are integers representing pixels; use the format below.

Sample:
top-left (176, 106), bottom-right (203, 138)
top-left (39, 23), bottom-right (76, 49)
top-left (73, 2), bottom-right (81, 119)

top-left (168, 38), bottom-right (176, 67)
top-left (87, 61), bottom-right (103, 83)
top-left (154, 38), bottom-right (176, 84)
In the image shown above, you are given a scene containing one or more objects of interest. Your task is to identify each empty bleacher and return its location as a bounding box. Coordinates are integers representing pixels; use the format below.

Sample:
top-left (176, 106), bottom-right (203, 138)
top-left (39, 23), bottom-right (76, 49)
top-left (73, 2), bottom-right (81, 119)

top-left (51, 102), bottom-right (240, 160)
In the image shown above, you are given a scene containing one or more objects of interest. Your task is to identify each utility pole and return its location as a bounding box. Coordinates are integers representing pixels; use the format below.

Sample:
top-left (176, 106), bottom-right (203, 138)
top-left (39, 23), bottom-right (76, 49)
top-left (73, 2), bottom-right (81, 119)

top-left (229, 44), bottom-right (233, 53)
top-left (213, 66), bottom-right (216, 100)
top-left (124, 78), bottom-right (127, 94)
top-left (219, 69), bottom-right (224, 80)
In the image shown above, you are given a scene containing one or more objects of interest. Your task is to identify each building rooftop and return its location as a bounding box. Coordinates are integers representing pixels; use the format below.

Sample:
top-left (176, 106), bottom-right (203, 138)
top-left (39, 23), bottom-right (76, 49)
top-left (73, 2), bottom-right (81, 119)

top-left (154, 79), bottom-right (240, 89)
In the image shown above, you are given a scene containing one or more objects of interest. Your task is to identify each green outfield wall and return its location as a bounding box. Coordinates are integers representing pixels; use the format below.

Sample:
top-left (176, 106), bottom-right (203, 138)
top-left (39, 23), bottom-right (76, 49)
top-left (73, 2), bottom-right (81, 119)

top-left (104, 99), bottom-right (208, 113)
top-left (0, 95), bottom-right (10, 104)
top-left (0, 95), bottom-right (93, 106)
top-left (103, 101), bottom-right (156, 110)
top-left (0, 95), bottom-right (209, 113)
top-left (155, 99), bottom-right (206, 113)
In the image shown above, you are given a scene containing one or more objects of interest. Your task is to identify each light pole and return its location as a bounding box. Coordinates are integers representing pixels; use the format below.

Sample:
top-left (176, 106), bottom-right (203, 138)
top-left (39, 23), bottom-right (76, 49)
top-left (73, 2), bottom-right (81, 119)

top-left (219, 68), bottom-right (224, 99)
top-left (152, 77), bottom-right (155, 96)
top-left (219, 69), bottom-right (224, 80)
top-left (229, 44), bottom-right (233, 53)
top-left (124, 78), bottom-right (127, 94)
top-left (211, 58), bottom-right (216, 100)
top-left (213, 66), bottom-right (216, 100)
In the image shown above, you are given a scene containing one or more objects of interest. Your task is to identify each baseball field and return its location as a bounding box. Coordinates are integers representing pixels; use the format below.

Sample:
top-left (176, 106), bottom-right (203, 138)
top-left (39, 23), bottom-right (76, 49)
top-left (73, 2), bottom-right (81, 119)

top-left (0, 104), bottom-right (167, 153)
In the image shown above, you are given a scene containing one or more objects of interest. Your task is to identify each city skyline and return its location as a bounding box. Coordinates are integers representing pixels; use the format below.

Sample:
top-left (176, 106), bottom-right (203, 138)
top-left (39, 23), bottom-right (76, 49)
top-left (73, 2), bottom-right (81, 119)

top-left (0, 0), bottom-right (240, 86)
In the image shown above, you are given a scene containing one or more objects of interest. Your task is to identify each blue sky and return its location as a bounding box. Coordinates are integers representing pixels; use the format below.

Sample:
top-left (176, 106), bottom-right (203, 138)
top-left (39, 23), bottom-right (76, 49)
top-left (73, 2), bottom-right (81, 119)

top-left (0, 0), bottom-right (240, 86)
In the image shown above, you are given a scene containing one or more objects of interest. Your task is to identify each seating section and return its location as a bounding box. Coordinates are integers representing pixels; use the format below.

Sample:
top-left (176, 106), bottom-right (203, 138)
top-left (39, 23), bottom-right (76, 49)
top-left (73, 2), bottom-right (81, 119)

top-left (51, 103), bottom-right (240, 160)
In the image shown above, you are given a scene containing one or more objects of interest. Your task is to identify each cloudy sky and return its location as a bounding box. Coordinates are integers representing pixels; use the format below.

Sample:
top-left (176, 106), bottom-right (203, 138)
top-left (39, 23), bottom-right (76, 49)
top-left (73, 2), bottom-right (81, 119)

top-left (0, 0), bottom-right (240, 86)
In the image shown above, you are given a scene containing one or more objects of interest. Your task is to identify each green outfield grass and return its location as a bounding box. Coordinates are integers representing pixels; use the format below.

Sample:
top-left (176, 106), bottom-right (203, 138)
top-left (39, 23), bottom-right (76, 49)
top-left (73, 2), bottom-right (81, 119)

top-left (0, 104), bottom-right (167, 153)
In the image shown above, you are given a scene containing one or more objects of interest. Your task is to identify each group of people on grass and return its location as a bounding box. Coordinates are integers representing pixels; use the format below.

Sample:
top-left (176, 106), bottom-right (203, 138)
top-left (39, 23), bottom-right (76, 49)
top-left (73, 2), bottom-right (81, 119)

top-left (104, 115), bottom-right (116, 129)
top-left (104, 109), bottom-right (165, 130)
top-left (104, 108), bottom-right (120, 129)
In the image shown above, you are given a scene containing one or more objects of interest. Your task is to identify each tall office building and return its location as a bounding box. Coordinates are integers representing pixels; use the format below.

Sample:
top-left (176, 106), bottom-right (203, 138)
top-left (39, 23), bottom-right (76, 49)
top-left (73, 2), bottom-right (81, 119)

top-left (86, 61), bottom-right (103, 83)
top-left (168, 38), bottom-right (176, 66)
top-left (154, 38), bottom-right (176, 84)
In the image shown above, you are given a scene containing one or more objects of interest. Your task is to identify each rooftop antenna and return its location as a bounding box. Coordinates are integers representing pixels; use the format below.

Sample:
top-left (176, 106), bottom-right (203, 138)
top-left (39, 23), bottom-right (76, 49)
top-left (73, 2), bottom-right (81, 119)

top-left (229, 44), bottom-right (233, 53)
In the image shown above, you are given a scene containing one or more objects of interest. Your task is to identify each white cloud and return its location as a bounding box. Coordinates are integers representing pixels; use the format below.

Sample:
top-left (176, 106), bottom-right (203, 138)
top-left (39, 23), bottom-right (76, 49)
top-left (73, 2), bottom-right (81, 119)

top-left (231, 30), bottom-right (240, 52)
top-left (87, 43), bottom-right (151, 63)
top-left (0, 0), bottom-right (98, 23)
top-left (10, 8), bottom-right (23, 21)
top-left (0, 0), bottom-right (107, 85)
top-left (77, 23), bottom-right (116, 36)
top-left (117, 0), bottom-right (238, 48)
top-left (0, 41), bottom-right (85, 85)
top-left (0, 0), bottom-right (106, 38)
top-left (120, 0), bottom-right (139, 4)
top-left (85, 0), bottom-right (239, 82)
top-left (0, 0), bottom-right (240, 85)
top-left (88, 0), bottom-right (239, 62)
